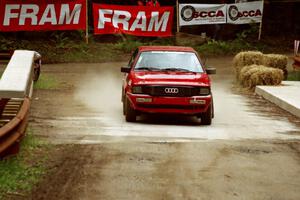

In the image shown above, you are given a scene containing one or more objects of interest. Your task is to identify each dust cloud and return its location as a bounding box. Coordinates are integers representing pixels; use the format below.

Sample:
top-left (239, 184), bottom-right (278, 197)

top-left (74, 69), bottom-right (123, 116)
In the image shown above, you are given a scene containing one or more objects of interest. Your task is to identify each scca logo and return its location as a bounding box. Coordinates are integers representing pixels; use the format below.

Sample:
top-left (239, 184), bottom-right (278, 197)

top-left (193, 10), bottom-right (224, 18)
top-left (181, 5), bottom-right (195, 21)
top-left (181, 5), bottom-right (225, 22)
top-left (228, 5), bottom-right (262, 21)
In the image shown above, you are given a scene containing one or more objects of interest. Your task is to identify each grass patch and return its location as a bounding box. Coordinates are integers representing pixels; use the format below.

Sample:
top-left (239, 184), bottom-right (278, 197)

top-left (113, 40), bottom-right (144, 53)
top-left (0, 30), bottom-right (294, 63)
top-left (287, 71), bottom-right (300, 81)
top-left (0, 131), bottom-right (50, 199)
top-left (34, 74), bottom-right (60, 90)
top-left (194, 39), bottom-right (267, 56)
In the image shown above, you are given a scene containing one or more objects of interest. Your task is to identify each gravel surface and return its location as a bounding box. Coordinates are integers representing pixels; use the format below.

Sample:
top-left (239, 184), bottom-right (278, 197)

top-left (20, 57), bottom-right (300, 200)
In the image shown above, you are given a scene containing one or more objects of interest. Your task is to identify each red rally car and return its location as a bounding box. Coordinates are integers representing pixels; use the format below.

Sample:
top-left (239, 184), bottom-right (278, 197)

top-left (121, 46), bottom-right (216, 125)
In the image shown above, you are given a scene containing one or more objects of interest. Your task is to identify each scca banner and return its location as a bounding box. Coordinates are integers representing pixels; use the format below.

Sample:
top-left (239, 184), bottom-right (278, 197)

top-left (0, 0), bottom-right (86, 31)
top-left (179, 4), bottom-right (226, 26)
top-left (227, 1), bottom-right (264, 24)
top-left (93, 4), bottom-right (174, 37)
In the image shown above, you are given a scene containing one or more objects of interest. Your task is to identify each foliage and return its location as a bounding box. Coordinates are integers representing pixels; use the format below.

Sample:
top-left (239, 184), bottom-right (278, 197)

top-left (0, 131), bottom-right (50, 199)
top-left (151, 37), bottom-right (175, 46)
top-left (195, 39), bottom-right (261, 56)
top-left (112, 36), bottom-right (176, 53)
top-left (287, 71), bottom-right (300, 81)
top-left (34, 74), bottom-right (61, 90)
top-left (0, 30), bottom-right (292, 63)
top-left (50, 32), bottom-right (70, 49)
top-left (194, 24), bottom-right (269, 56)
top-left (0, 35), bottom-right (14, 50)
top-left (236, 23), bottom-right (259, 41)
top-left (113, 39), bottom-right (144, 53)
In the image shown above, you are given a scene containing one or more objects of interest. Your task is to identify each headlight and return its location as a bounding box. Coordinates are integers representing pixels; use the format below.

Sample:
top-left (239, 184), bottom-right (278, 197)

top-left (199, 88), bottom-right (210, 95)
top-left (132, 86), bottom-right (143, 94)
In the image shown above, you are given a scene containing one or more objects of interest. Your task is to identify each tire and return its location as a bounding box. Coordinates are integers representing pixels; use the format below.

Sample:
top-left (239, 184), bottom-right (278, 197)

top-left (201, 104), bottom-right (212, 125)
top-left (125, 98), bottom-right (136, 122)
top-left (211, 97), bottom-right (215, 119)
top-left (122, 90), bottom-right (126, 115)
top-left (123, 100), bottom-right (126, 115)
top-left (33, 67), bottom-right (40, 82)
top-left (211, 103), bottom-right (214, 119)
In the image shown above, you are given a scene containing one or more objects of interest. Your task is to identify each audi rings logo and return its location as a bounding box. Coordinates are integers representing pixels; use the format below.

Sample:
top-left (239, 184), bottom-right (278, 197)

top-left (181, 5), bottom-right (195, 22)
top-left (164, 88), bottom-right (179, 94)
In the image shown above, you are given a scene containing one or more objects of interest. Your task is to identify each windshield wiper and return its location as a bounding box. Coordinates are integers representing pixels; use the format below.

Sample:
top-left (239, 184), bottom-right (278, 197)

top-left (162, 68), bottom-right (194, 72)
top-left (135, 67), bottom-right (161, 71)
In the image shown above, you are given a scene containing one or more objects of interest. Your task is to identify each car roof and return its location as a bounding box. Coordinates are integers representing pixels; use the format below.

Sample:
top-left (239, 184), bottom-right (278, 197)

top-left (138, 46), bottom-right (196, 53)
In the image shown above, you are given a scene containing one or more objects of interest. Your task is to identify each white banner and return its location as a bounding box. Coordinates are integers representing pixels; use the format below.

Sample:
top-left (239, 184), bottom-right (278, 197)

top-left (227, 1), bottom-right (264, 24)
top-left (179, 4), bottom-right (226, 26)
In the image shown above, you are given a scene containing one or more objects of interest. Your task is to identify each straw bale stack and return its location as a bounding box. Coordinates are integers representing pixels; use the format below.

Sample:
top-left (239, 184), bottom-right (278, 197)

top-left (239, 64), bottom-right (283, 89)
top-left (233, 51), bottom-right (264, 79)
top-left (239, 65), bottom-right (264, 86)
top-left (263, 54), bottom-right (288, 79)
top-left (262, 54), bottom-right (288, 70)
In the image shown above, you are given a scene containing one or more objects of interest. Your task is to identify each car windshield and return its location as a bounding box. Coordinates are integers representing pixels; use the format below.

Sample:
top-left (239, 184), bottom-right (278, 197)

top-left (134, 51), bottom-right (204, 73)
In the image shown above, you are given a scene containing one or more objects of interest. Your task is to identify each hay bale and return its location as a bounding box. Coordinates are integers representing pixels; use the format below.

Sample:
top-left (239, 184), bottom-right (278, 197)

top-left (239, 65), bottom-right (264, 86)
top-left (252, 68), bottom-right (283, 85)
top-left (244, 66), bottom-right (283, 89)
top-left (262, 54), bottom-right (288, 70)
top-left (239, 64), bottom-right (283, 89)
top-left (233, 51), bottom-right (264, 79)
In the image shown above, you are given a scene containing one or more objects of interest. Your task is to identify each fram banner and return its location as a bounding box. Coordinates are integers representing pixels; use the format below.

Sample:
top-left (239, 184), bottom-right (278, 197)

top-left (93, 4), bottom-right (174, 37)
top-left (179, 4), bottom-right (226, 26)
top-left (0, 0), bottom-right (86, 31)
top-left (227, 1), bottom-right (264, 24)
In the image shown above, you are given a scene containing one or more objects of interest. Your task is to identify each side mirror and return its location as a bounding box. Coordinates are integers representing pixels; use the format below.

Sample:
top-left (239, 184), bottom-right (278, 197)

top-left (121, 66), bottom-right (131, 73)
top-left (206, 67), bottom-right (216, 75)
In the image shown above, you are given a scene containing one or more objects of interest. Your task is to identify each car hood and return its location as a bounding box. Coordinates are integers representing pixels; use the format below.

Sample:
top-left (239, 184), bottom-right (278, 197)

top-left (131, 71), bottom-right (210, 86)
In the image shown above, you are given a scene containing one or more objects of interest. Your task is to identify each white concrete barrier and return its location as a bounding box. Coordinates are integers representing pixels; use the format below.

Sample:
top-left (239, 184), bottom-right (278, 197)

top-left (255, 81), bottom-right (300, 118)
top-left (0, 50), bottom-right (35, 98)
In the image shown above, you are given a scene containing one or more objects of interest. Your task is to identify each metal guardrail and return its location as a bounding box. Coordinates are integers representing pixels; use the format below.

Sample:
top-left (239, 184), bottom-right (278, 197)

top-left (0, 50), bottom-right (35, 158)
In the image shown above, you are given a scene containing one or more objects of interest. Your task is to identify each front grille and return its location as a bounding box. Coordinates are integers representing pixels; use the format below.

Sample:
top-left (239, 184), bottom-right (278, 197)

top-left (137, 104), bottom-right (204, 110)
top-left (141, 86), bottom-right (208, 97)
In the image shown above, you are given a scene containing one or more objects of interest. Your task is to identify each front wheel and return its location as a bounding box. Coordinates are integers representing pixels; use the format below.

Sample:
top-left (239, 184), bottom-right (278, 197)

top-left (201, 104), bottom-right (212, 125)
top-left (122, 101), bottom-right (126, 115)
top-left (125, 98), bottom-right (136, 122)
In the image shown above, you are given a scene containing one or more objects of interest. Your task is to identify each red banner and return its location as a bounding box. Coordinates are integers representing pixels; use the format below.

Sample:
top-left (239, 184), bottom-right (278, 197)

top-left (93, 4), bottom-right (174, 37)
top-left (0, 0), bottom-right (86, 31)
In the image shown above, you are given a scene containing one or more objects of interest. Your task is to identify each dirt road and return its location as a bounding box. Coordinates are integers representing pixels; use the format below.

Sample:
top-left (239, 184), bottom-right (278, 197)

top-left (27, 57), bottom-right (300, 200)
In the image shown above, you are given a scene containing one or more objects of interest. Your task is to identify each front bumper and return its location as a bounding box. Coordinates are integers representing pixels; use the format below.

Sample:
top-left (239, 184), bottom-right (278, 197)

top-left (127, 93), bottom-right (212, 115)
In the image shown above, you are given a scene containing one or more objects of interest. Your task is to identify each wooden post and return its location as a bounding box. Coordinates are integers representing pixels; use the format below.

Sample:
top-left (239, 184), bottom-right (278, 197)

top-left (294, 40), bottom-right (299, 55)
top-left (258, 0), bottom-right (264, 40)
top-left (176, 0), bottom-right (180, 33)
top-left (85, 0), bottom-right (89, 44)
top-left (258, 20), bottom-right (262, 40)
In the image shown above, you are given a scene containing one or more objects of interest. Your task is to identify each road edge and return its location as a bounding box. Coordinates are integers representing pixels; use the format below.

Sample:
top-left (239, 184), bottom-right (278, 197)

top-left (255, 81), bottom-right (300, 118)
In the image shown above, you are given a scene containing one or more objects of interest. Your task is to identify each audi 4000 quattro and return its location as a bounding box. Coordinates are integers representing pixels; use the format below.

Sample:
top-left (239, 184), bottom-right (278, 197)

top-left (121, 46), bottom-right (216, 125)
